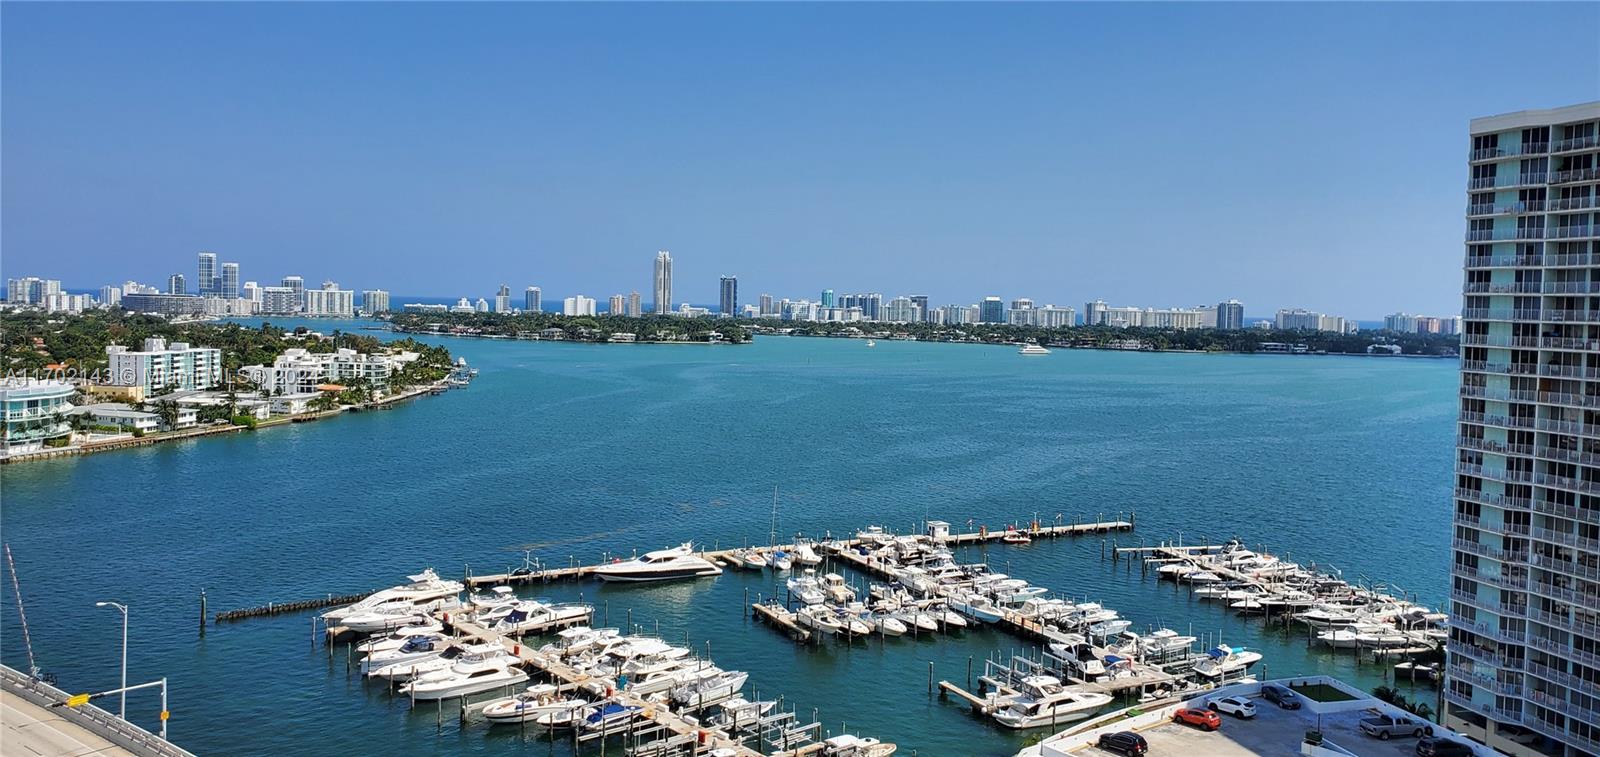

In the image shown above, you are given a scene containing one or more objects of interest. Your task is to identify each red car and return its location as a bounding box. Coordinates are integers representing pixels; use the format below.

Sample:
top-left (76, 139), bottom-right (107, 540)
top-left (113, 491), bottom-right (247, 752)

top-left (1173, 707), bottom-right (1222, 731)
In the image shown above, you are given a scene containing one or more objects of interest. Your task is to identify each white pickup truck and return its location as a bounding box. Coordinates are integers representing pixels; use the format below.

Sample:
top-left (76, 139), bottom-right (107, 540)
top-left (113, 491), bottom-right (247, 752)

top-left (1359, 712), bottom-right (1431, 740)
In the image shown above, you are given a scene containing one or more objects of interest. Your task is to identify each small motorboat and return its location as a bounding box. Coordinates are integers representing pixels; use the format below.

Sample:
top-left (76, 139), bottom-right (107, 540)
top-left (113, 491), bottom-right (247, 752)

top-left (670, 670), bottom-right (749, 707)
top-left (834, 609), bottom-right (873, 636)
top-left (1017, 343), bottom-right (1051, 356)
top-left (707, 697), bottom-right (776, 729)
top-left (361, 634), bottom-right (448, 673)
top-left (399, 656), bottom-right (530, 700)
top-left (821, 573), bottom-right (857, 604)
top-left (580, 702), bottom-right (644, 732)
top-left (466, 585), bottom-right (519, 613)
top-left (481, 684), bottom-right (589, 725)
top-left (791, 541), bottom-right (824, 566)
top-left (769, 550), bottom-right (794, 571)
top-left (787, 570), bottom-right (827, 605)
top-left (355, 620), bottom-right (445, 655)
top-left (871, 610), bottom-right (908, 636)
top-left (1000, 529), bottom-right (1032, 545)
top-left (797, 604), bottom-right (843, 635)
top-left (823, 733), bottom-right (898, 756)
top-left (537, 626), bottom-right (622, 658)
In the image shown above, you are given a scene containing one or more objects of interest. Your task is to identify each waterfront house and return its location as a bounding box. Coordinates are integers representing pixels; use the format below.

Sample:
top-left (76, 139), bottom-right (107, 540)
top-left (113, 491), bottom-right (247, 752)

top-left (268, 393), bottom-right (319, 416)
top-left (0, 378), bottom-right (76, 457)
top-left (608, 332), bottom-right (638, 343)
top-left (66, 403), bottom-right (189, 434)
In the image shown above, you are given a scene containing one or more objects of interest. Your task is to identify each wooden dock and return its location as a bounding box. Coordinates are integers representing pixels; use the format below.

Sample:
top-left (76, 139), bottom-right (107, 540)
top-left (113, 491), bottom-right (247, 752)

top-left (442, 614), bottom-right (765, 756)
top-left (751, 602), bottom-right (812, 642)
top-left (937, 520), bottom-right (1133, 545)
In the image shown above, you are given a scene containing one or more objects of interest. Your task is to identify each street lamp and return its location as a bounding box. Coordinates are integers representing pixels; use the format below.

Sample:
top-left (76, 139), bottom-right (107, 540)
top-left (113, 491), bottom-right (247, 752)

top-left (95, 601), bottom-right (128, 719)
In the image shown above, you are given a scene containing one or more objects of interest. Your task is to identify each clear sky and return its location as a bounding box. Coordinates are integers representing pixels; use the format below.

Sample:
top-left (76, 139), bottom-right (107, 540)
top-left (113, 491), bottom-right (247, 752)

top-left (4, 3), bottom-right (1597, 317)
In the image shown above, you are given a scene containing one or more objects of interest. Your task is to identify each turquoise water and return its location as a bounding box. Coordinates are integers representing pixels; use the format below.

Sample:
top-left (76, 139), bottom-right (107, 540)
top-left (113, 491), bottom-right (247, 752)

top-left (0, 323), bottom-right (1457, 755)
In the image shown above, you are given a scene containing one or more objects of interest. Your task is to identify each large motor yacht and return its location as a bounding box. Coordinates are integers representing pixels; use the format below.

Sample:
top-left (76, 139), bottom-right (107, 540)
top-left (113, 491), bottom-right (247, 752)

top-left (593, 543), bottom-right (723, 583)
top-left (990, 675), bottom-right (1113, 729)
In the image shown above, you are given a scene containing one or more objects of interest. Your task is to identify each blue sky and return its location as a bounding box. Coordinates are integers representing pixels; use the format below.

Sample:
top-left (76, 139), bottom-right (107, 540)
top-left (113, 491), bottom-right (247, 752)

top-left (4, 3), bottom-right (1596, 317)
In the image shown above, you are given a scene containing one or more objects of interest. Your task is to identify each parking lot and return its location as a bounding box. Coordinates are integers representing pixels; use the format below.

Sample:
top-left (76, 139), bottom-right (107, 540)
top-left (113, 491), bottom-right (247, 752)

top-left (1079, 697), bottom-right (1436, 756)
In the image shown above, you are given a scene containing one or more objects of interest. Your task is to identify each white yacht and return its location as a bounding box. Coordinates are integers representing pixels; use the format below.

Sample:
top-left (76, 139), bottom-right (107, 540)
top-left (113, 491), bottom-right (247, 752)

top-left (767, 549), bottom-right (794, 571)
top-left (1018, 343), bottom-right (1051, 356)
top-left (1192, 644), bottom-right (1263, 679)
top-left (490, 600), bottom-right (594, 635)
top-left (670, 670), bottom-right (749, 707)
top-left (628, 661), bottom-right (722, 696)
top-left (797, 604), bottom-right (843, 635)
top-left (871, 610), bottom-right (908, 636)
top-left (354, 620), bottom-right (445, 655)
top-left (791, 541), bottom-right (824, 566)
top-left (991, 676), bottom-right (1113, 729)
top-left (537, 626), bottom-right (621, 658)
top-left (369, 642), bottom-right (505, 681)
top-left (707, 697), bottom-right (777, 729)
top-left (895, 608), bottom-right (940, 633)
top-left (594, 543), bottom-right (723, 583)
top-left (821, 573), bottom-right (857, 604)
top-left (579, 702), bottom-right (644, 732)
top-left (398, 656), bottom-right (530, 700)
top-left (834, 609), bottom-right (873, 636)
top-left (360, 634), bottom-right (449, 673)
top-left (787, 570), bottom-right (827, 605)
top-left (481, 684), bottom-right (590, 725)
top-left (948, 590), bottom-right (1004, 624)
top-left (341, 595), bottom-right (463, 633)
top-left (322, 569), bottom-right (463, 623)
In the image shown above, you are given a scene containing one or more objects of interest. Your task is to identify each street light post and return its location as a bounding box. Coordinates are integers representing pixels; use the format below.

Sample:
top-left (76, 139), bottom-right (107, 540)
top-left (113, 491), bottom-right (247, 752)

top-left (95, 601), bottom-right (128, 719)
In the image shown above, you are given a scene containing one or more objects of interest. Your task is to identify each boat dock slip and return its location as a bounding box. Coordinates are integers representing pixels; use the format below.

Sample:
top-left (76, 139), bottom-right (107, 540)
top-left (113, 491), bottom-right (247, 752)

top-left (750, 602), bottom-right (812, 642)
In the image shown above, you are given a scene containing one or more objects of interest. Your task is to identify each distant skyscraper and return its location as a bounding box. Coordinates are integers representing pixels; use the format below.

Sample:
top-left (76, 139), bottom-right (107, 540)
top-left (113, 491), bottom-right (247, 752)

top-left (627, 291), bottom-right (642, 317)
top-left (563, 295), bottom-right (596, 316)
top-left (719, 276), bottom-right (738, 315)
top-left (820, 289), bottom-right (836, 308)
top-left (362, 289), bottom-right (391, 313)
top-left (282, 276), bottom-right (304, 297)
top-left (1085, 300), bottom-right (1108, 326)
top-left (100, 285), bottom-right (122, 307)
top-left (197, 252), bottom-right (217, 296)
top-left (979, 296), bottom-right (1005, 324)
top-left (525, 286), bottom-right (542, 312)
top-left (474, 297), bottom-right (489, 313)
top-left (1444, 102), bottom-right (1600, 755)
top-left (609, 294), bottom-right (626, 315)
top-left (1217, 299), bottom-right (1245, 330)
top-left (494, 284), bottom-right (511, 313)
top-left (652, 251), bottom-right (674, 314)
top-left (168, 273), bottom-right (187, 295)
top-left (758, 293), bottom-right (775, 317)
top-left (220, 263), bottom-right (239, 299)
top-left (909, 295), bottom-right (930, 322)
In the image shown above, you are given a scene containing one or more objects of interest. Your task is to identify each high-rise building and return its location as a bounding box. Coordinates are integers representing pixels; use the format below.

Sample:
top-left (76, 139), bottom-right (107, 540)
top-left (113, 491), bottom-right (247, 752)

top-left (303, 282), bottom-right (354, 317)
top-left (260, 287), bottom-right (299, 314)
top-left (882, 296), bottom-right (922, 323)
top-left (1274, 308), bottom-right (1323, 331)
top-left (758, 293), bottom-right (775, 317)
top-left (719, 276), bottom-right (738, 315)
top-left (563, 295), bottom-right (596, 316)
top-left (105, 337), bottom-right (223, 394)
top-left (362, 290), bottom-right (391, 314)
top-left (281, 276), bottom-right (305, 297)
top-left (1085, 300), bottom-right (1109, 326)
top-left (99, 286), bottom-right (122, 307)
top-left (494, 284), bottom-right (511, 313)
top-left (525, 286), bottom-right (542, 313)
top-left (474, 298), bottom-right (490, 313)
top-left (820, 289), bottom-right (836, 308)
top-left (1217, 300), bottom-right (1245, 330)
top-left (1446, 101), bottom-right (1600, 757)
top-left (909, 295), bottom-right (930, 322)
top-left (653, 251), bottom-right (673, 314)
top-left (168, 273), bottom-right (187, 295)
top-left (197, 252), bottom-right (217, 296)
top-left (1384, 312), bottom-right (1419, 333)
top-left (979, 296), bottom-right (1005, 323)
top-left (627, 291), bottom-right (642, 317)
top-left (609, 294), bottom-right (626, 315)
top-left (220, 263), bottom-right (239, 299)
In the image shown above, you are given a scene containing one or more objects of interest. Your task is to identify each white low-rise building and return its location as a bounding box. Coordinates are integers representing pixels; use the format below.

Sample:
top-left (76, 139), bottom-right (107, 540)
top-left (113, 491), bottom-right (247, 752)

top-left (105, 337), bottom-right (223, 395)
top-left (0, 378), bottom-right (76, 457)
top-left (241, 348), bottom-right (417, 396)
top-left (68, 402), bottom-right (197, 433)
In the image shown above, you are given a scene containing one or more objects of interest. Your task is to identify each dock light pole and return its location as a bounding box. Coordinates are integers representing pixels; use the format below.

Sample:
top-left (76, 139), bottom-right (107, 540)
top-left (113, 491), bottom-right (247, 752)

top-left (95, 601), bottom-right (128, 718)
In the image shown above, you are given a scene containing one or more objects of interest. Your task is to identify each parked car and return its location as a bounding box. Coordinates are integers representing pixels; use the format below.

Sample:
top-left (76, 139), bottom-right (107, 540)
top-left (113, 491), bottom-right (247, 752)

top-left (1096, 731), bottom-right (1149, 756)
top-left (1361, 712), bottom-right (1430, 740)
top-left (1207, 696), bottom-right (1257, 719)
top-left (1172, 707), bottom-right (1222, 731)
top-left (1415, 736), bottom-right (1474, 756)
top-left (1260, 683), bottom-right (1302, 710)
top-left (1495, 724), bottom-right (1539, 746)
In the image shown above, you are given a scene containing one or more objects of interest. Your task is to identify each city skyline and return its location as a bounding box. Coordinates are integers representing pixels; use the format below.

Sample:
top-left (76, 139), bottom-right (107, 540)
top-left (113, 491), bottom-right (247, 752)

top-left (5, 3), bottom-right (1598, 315)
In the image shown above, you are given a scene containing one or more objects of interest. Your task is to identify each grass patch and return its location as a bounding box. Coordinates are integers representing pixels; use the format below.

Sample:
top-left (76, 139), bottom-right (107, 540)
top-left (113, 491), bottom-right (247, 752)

top-left (1290, 682), bottom-right (1359, 702)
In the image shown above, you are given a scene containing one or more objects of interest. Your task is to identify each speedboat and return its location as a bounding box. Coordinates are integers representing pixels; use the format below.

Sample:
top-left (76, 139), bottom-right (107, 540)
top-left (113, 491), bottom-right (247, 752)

top-left (617, 641), bottom-right (692, 678)
top-left (931, 603), bottom-right (968, 629)
top-left (361, 634), bottom-right (448, 673)
top-left (341, 595), bottom-right (462, 633)
top-left (1192, 644), bottom-right (1262, 679)
top-left (537, 626), bottom-right (621, 658)
top-left (871, 610), bottom-right (908, 636)
top-left (991, 676), bottom-right (1112, 729)
top-left (1136, 629), bottom-right (1197, 657)
top-left (322, 569), bottom-right (464, 623)
top-left (791, 541), bottom-right (823, 566)
top-left (854, 526), bottom-right (892, 546)
top-left (948, 591), bottom-right (1004, 624)
top-left (821, 573), bottom-right (856, 604)
top-left (1047, 643), bottom-right (1105, 680)
top-left (895, 608), bottom-right (940, 633)
top-left (481, 684), bottom-right (590, 725)
top-left (726, 548), bottom-right (765, 570)
top-left (1297, 604), bottom-right (1360, 626)
top-left (707, 697), bottom-right (776, 729)
top-left (768, 550), bottom-right (794, 571)
top-left (1000, 529), bottom-right (1032, 544)
top-left (670, 670), bottom-right (749, 707)
top-left (1183, 570), bottom-right (1223, 584)
top-left (1018, 343), bottom-right (1051, 356)
top-left (579, 702), bottom-right (644, 732)
top-left (834, 609), bottom-right (873, 636)
top-left (398, 656), bottom-right (530, 700)
top-left (594, 543), bottom-right (723, 583)
top-left (355, 620), bottom-right (445, 654)
top-left (822, 734), bottom-right (897, 757)
top-left (369, 642), bottom-right (505, 681)
top-left (466, 585), bottom-right (519, 613)
top-left (787, 570), bottom-right (827, 605)
top-left (628, 661), bottom-right (722, 696)
top-left (797, 604), bottom-right (843, 635)
top-left (1087, 618), bottom-right (1132, 639)
top-left (490, 600), bottom-right (594, 635)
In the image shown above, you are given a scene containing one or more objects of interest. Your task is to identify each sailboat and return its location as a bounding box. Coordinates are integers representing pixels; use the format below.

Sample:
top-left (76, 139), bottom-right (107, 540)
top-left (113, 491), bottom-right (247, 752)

top-left (765, 486), bottom-right (791, 571)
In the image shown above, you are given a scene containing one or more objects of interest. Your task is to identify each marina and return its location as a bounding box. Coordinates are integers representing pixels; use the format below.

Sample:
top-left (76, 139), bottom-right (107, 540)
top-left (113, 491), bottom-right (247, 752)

top-left (0, 329), bottom-right (1458, 756)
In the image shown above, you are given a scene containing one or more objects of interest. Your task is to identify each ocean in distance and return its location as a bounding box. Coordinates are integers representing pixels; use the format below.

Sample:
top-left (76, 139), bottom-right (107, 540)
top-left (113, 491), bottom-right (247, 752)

top-left (0, 318), bottom-right (1457, 755)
